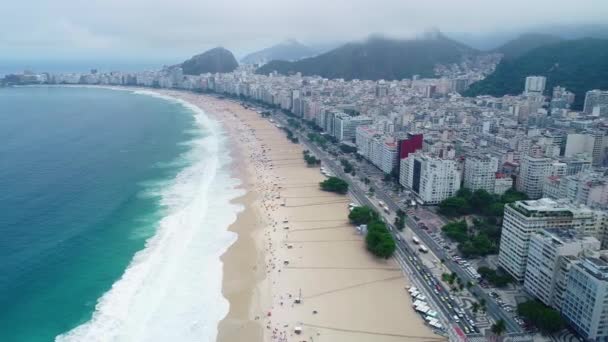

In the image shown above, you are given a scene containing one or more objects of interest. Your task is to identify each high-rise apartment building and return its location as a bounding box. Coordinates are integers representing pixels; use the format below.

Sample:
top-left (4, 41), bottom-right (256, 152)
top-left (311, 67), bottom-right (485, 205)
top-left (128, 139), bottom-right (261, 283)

top-left (333, 114), bottom-right (373, 142)
top-left (583, 90), bottom-right (608, 116)
top-left (524, 229), bottom-right (600, 310)
top-left (562, 257), bottom-right (608, 341)
top-left (400, 152), bottom-right (460, 204)
top-left (498, 198), bottom-right (604, 282)
top-left (463, 155), bottom-right (499, 193)
top-left (525, 76), bottom-right (547, 95)
top-left (517, 155), bottom-right (552, 199)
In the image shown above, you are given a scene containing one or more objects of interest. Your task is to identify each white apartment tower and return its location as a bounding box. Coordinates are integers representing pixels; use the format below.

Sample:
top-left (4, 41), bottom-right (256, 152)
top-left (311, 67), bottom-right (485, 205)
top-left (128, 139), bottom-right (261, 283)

top-left (400, 152), bottom-right (460, 204)
top-left (334, 114), bottom-right (373, 142)
top-left (583, 89), bottom-right (608, 116)
top-left (525, 76), bottom-right (547, 95)
top-left (463, 155), bottom-right (499, 193)
top-left (517, 155), bottom-right (552, 199)
top-left (498, 198), bottom-right (604, 282)
top-left (524, 229), bottom-right (600, 310)
top-left (562, 257), bottom-right (608, 341)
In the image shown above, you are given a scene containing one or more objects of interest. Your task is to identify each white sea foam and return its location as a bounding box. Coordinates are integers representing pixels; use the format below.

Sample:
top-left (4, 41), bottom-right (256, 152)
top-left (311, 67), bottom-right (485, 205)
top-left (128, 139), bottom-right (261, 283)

top-left (56, 90), bottom-right (245, 342)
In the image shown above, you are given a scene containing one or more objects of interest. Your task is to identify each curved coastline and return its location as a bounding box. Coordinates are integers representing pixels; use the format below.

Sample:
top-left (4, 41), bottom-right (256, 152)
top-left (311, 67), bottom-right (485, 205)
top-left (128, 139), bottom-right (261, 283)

top-left (54, 87), bottom-right (247, 342)
top-left (49, 85), bottom-right (441, 342)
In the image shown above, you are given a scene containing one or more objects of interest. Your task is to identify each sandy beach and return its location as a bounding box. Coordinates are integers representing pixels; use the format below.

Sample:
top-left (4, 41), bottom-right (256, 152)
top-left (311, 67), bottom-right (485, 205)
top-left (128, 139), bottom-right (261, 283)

top-left (158, 90), bottom-right (444, 342)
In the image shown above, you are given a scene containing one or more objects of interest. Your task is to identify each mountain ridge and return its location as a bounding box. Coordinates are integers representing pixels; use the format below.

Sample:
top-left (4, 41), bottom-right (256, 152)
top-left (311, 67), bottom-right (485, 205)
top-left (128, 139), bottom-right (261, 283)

top-left (493, 33), bottom-right (563, 59)
top-left (256, 34), bottom-right (479, 80)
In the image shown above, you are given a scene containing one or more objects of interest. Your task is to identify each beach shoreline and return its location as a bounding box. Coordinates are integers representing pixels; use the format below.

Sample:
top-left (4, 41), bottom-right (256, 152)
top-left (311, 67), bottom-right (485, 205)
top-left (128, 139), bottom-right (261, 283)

top-left (63, 85), bottom-right (442, 342)
top-left (152, 89), bottom-right (443, 342)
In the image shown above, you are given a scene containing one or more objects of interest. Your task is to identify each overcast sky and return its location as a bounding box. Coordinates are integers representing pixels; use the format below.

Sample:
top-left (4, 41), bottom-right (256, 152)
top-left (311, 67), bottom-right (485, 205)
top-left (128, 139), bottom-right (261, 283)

top-left (2, 0), bottom-right (608, 64)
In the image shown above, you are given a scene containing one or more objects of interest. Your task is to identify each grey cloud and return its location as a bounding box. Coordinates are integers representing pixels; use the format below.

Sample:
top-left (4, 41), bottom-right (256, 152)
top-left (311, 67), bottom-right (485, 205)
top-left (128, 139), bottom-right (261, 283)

top-left (2, 0), bottom-right (608, 61)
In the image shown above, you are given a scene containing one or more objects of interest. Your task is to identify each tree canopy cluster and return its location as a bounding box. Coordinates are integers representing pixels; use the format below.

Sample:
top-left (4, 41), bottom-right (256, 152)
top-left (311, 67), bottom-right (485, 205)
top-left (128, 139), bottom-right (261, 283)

top-left (477, 266), bottom-right (514, 287)
top-left (281, 127), bottom-right (299, 143)
top-left (340, 158), bottom-right (354, 174)
top-left (349, 206), bottom-right (396, 258)
top-left (439, 188), bottom-right (527, 218)
top-left (302, 150), bottom-right (321, 166)
top-left (339, 144), bottom-right (357, 154)
top-left (348, 206), bottom-right (380, 225)
top-left (307, 132), bottom-right (328, 149)
top-left (517, 300), bottom-right (566, 334)
top-left (439, 188), bottom-right (528, 257)
top-left (287, 118), bottom-right (302, 129)
top-left (319, 177), bottom-right (348, 194)
top-left (441, 219), bottom-right (499, 257)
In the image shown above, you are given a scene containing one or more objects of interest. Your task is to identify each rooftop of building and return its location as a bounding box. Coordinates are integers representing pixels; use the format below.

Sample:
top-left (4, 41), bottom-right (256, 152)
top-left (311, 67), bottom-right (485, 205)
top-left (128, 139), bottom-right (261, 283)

top-left (580, 257), bottom-right (608, 281)
top-left (510, 198), bottom-right (597, 217)
top-left (538, 228), bottom-right (598, 246)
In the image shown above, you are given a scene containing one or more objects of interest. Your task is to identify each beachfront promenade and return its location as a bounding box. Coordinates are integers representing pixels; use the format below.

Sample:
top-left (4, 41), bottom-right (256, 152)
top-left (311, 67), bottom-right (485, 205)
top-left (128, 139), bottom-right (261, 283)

top-left (161, 90), bottom-right (446, 342)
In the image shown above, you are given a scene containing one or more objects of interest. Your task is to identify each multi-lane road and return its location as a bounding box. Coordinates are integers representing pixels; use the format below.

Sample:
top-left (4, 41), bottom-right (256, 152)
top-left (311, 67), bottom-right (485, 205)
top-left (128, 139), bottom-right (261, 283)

top-left (240, 103), bottom-right (525, 337)
top-left (271, 112), bottom-right (485, 336)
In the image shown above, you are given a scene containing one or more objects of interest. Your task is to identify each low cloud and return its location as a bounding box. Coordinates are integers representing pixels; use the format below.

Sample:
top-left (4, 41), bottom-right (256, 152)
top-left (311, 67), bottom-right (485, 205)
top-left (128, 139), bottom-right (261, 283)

top-left (2, 0), bottom-right (607, 60)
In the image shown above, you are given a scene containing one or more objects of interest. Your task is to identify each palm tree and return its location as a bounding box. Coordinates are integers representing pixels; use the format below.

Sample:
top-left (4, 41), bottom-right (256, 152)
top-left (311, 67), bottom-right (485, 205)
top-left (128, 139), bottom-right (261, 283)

top-left (480, 298), bottom-right (487, 313)
top-left (491, 319), bottom-right (506, 340)
top-left (471, 302), bottom-right (480, 314)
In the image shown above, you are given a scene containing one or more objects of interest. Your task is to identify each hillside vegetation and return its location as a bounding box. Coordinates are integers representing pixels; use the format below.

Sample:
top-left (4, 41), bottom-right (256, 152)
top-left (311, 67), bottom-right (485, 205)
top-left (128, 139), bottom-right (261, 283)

top-left (465, 38), bottom-right (608, 109)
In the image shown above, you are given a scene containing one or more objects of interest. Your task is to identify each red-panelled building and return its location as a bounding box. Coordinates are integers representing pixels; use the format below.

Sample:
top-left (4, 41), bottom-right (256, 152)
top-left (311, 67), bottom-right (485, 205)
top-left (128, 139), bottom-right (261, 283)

top-left (398, 133), bottom-right (423, 160)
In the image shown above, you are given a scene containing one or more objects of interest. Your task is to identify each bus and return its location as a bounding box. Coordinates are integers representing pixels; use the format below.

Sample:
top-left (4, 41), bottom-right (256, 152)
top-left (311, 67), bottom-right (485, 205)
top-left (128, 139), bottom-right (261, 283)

top-left (413, 236), bottom-right (421, 245)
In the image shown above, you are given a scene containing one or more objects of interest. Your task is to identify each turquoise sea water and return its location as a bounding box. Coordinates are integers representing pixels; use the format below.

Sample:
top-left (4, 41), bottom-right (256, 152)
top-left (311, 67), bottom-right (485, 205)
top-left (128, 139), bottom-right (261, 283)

top-left (0, 87), bottom-right (197, 341)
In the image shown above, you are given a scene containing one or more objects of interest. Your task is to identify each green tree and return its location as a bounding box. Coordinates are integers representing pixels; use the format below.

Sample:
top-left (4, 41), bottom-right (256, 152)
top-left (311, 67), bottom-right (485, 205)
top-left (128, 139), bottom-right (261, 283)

top-left (349, 206), bottom-right (379, 225)
top-left (456, 187), bottom-right (473, 199)
top-left (319, 177), bottom-right (348, 194)
top-left (339, 144), bottom-right (357, 154)
top-left (477, 267), bottom-right (514, 287)
top-left (480, 298), bottom-right (486, 313)
top-left (364, 221), bottom-right (396, 258)
top-left (517, 300), bottom-right (566, 334)
top-left (501, 189), bottom-right (529, 204)
top-left (491, 319), bottom-right (506, 337)
top-left (442, 220), bottom-right (468, 242)
top-left (438, 197), bottom-right (471, 217)
top-left (471, 189), bottom-right (494, 215)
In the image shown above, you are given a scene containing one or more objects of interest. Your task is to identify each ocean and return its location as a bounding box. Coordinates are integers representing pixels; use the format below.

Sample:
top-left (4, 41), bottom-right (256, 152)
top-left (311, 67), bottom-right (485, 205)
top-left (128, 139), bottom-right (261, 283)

top-left (0, 86), bottom-right (242, 342)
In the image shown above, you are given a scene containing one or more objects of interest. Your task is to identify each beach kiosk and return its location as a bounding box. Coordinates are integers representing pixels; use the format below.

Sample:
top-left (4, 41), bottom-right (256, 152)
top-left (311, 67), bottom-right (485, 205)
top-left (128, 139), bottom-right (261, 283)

top-left (294, 288), bottom-right (302, 304)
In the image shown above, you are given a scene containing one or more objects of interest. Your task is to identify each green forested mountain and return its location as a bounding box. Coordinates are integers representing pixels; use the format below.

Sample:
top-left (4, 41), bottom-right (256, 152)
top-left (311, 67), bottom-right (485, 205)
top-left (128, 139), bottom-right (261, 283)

top-left (493, 33), bottom-right (563, 59)
top-left (179, 47), bottom-right (239, 75)
top-left (464, 38), bottom-right (608, 109)
top-left (256, 34), bottom-right (478, 80)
